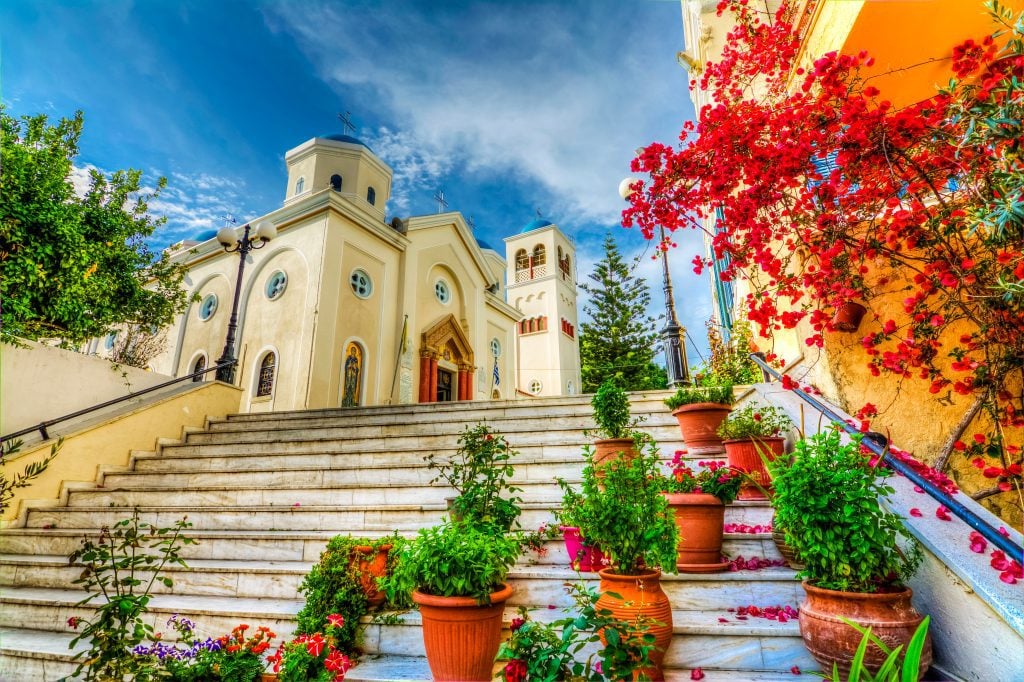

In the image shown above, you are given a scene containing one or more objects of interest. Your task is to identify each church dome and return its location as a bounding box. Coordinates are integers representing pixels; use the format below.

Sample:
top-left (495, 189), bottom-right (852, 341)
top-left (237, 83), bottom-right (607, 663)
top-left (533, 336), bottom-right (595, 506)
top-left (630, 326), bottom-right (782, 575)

top-left (320, 133), bottom-right (373, 152)
top-left (476, 236), bottom-right (495, 251)
top-left (194, 229), bottom-right (218, 242)
top-left (521, 218), bottom-right (552, 233)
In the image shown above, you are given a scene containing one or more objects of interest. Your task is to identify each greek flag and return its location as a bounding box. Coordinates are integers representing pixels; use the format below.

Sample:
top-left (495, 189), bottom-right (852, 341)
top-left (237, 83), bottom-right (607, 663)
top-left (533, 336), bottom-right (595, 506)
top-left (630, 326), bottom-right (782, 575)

top-left (493, 359), bottom-right (500, 386)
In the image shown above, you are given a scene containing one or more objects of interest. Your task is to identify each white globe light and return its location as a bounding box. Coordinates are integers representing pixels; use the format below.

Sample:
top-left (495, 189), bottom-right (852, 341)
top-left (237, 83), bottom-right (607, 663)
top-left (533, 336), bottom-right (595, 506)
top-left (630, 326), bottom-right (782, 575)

top-left (216, 226), bottom-right (238, 247)
top-left (618, 177), bottom-right (640, 200)
top-left (254, 220), bottom-right (277, 242)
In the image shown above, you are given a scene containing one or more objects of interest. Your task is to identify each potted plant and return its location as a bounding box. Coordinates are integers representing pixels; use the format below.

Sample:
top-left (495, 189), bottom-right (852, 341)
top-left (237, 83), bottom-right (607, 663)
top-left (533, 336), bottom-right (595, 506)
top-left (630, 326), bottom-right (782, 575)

top-left (566, 443), bottom-right (678, 680)
top-left (768, 429), bottom-right (930, 677)
top-left (269, 614), bottom-right (353, 682)
top-left (660, 452), bottom-right (744, 573)
top-left (557, 480), bottom-right (607, 572)
top-left (589, 379), bottom-right (645, 466)
top-left (663, 384), bottom-right (734, 456)
top-left (717, 403), bottom-right (793, 499)
top-left (381, 521), bottom-right (520, 681)
top-left (427, 423), bottom-right (523, 532)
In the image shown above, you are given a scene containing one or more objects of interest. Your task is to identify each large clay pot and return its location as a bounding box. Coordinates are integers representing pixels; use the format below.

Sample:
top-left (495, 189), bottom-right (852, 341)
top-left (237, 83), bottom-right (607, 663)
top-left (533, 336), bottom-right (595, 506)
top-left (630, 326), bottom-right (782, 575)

top-left (413, 584), bottom-right (514, 681)
top-left (593, 438), bottom-right (638, 469)
top-left (833, 301), bottom-right (867, 332)
top-left (671, 403), bottom-right (731, 456)
top-left (770, 519), bottom-right (804, 570)
top-left (351, 543), bottom-right (392, 607)
top-left (560, 525), bottom-right (607, 572)
top-left (663, 493), bottom-right (728, 573)
top-left (596, 569), bottom-right (673, 681)
top-left (799, 582), bottom-right (931, 678)
top-left (723, 437), bottom-right (785, 500)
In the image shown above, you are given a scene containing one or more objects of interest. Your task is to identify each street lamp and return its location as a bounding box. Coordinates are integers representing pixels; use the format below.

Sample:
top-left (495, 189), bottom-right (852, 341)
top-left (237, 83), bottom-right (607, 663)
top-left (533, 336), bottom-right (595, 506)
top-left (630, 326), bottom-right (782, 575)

top-left (214, 219), bottom-right (277, 383)
top-left (619, 178), bottom-right (691, 387)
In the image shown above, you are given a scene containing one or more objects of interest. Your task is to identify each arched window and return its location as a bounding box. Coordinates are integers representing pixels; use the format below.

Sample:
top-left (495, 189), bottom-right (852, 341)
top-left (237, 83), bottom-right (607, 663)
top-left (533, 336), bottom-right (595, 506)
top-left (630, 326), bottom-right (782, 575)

top-left (515, 249), bottom-right (529, 271)
top-left (532, 244), bottom-right (546, 266)
top-left (330, 174), bottom-right (342, 191)
top-left (256, 352), bottom-right (276, 397)
top-left (366, 187), bottom-right (376, 205)
top-left (294, 177), bottom-right (305, 195)
top-left (341, 342), bottom-right (363, 407)
top-left (191, 355), bottom-right (206, 382)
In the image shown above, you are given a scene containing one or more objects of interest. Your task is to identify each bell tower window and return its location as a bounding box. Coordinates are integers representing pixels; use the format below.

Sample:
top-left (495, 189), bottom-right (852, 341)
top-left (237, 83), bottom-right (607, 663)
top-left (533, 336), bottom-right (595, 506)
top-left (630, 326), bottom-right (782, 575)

top-left (330, 174), bottom-right (342, 191)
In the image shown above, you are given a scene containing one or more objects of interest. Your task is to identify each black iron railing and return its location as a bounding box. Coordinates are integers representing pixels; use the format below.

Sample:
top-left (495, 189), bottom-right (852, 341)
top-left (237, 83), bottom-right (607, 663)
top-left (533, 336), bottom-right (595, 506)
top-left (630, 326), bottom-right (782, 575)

top-left (0, 360), bottom-right (236, 444)
top-left (749, 353), bottom-right (1023, 561)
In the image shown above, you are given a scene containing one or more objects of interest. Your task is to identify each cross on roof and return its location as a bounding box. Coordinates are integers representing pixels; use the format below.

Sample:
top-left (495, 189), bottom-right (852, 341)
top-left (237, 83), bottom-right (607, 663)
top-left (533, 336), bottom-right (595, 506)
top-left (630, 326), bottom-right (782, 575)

top-left (535, 208), bottom-right (544, 220)
top-left (467, 214), bottom-right (476, 230)
top-left (338, 111), bottom-right (356, 136)
top-left (433, 188), bottom-right (448, 214)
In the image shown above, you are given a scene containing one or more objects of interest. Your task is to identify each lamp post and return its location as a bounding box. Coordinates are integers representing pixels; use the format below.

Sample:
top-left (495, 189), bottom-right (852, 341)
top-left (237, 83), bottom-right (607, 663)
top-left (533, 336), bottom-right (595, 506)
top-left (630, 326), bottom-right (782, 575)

top-left (214, 220), bottom-right (276, 383)
top-left (619, 178), bottom-right (690, 387)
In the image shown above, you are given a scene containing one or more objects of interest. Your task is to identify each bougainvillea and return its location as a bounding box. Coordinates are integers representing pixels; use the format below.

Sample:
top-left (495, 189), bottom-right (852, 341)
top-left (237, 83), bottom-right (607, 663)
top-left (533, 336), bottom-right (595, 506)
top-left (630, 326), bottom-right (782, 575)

top-left (623, 0), bottom-right (1023, 520)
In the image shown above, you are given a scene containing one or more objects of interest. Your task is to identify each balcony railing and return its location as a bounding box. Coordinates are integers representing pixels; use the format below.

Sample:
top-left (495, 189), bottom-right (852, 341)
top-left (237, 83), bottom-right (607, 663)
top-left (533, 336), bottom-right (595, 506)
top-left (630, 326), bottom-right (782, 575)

top-left (515, 264), bottom-right (548, 283)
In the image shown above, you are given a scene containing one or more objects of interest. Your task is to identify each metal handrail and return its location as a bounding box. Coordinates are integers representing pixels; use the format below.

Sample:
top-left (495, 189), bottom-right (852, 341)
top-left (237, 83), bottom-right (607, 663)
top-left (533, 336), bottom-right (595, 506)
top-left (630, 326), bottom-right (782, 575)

top-left (749, 353), bottom-right (1023, 560)
top-left (0, 360), bottom-right (236, 444)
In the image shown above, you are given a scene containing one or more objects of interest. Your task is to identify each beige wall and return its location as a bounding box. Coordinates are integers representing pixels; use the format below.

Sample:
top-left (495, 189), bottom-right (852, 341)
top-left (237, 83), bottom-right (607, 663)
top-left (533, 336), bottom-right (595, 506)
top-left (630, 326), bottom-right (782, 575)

top-left (1, 340), bottom-right (173, 437)
top-left (1, 381), bottom-right (241, 526)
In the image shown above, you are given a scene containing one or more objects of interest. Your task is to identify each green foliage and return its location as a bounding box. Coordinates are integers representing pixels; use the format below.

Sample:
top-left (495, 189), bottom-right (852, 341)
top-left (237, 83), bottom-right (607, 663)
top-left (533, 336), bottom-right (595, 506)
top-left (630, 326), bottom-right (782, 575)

top-left (1, 437), bottom-right (62, 513)
top-left (495, 582), bottom-right (658, 681)
top-left (67, 509), bottom-right (196, 680)
top-left (590, 380), bottom-right (643, 440)
top-left (427, 423), bottom-right (523, 532)
top-left (693, 318), bottom-right (761, 387)
top-left (661, 457), bottom-right (744, 505)
top-left (561, 444), bottom-right (677, 575)
top-left (768, 430), bottom-right (922, 592)
top-left (0, 107), bottom-right (190, 345)
top-left (717, 403), bottom-right (793, 440)
top-left (295, 533), bottom-right (407, 655)
top-left (579, 234), bottom-right (661, 393)
top-left (381, 521), bottom-right (520, 604)
top-left (815, 616), bottom-right (931, 682)
top-left (663, 384), bottom-right (734, 410)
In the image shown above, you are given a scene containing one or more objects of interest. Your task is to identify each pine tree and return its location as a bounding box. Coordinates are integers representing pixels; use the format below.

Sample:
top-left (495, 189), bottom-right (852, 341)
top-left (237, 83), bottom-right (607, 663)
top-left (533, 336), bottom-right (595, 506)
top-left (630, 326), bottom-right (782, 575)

top-left (579, 235), bottom-right (663, 392)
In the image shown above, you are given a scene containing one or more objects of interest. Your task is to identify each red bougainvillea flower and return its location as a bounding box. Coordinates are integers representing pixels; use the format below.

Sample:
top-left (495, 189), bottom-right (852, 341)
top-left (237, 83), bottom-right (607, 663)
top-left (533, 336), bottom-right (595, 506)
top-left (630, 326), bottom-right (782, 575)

top-left (909, 508), bottom-right (923, 517)
top-left (791, 666), bottom-right (802, 675)
top-left (691, 668), bottom-right (706, 680)
top-left (969, 531), bottom-right (987, 553)
top-left (935, 505), bottom-right (953, 521)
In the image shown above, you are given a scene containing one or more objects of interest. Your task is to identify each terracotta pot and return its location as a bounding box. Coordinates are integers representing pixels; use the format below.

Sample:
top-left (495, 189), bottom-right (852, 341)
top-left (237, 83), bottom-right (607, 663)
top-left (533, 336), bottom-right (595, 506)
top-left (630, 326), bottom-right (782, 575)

top-left (596, 569), bottom-right (673, 681)
top-left (260, 675), bottom-right (278, 682)
top-left (671, 403), bottom-right (731, 456)
top-left (799, 581), bottom-right (931, 678)
top-left (593, 438), bottom-right (638, 468)
top-left (560, 525), bottom-right (607, 572)
top-left (351, 543), bottom-right (392, 607)
top-left (770, 520), bottom-right (804, 570)
top-left (663, 493), bottom-right (728, 573)
top-left (833, 301), bottom-right (867, 332)
top-left (723, 437), bottom-right (785, 500)
top-left (413, 583), bottom-right (514, 681)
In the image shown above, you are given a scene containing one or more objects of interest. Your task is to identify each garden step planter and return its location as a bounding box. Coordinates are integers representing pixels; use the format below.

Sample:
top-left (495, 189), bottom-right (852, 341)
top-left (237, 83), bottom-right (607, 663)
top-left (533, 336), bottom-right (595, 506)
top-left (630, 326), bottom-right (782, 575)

top-left (664, 493), bottom-right (729, 573)
top-left (559, 525), bottom-right (607, 571)
top-left (671, 403), bottom-right (732, 456)
top-left (596, 569), bottom-right (674, 681)
top-left (723, 437), bottom-right (785, 500)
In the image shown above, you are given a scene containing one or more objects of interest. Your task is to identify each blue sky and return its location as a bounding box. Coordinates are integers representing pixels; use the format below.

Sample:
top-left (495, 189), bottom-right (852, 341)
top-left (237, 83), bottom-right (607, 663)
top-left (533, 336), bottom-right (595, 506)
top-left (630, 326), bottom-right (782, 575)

top-left (1, 0), bottom-right (713, 363)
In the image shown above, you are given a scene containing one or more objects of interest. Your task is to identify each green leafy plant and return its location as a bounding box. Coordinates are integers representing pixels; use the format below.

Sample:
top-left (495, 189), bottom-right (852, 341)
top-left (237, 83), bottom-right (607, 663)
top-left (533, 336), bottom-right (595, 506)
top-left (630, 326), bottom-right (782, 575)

top-left (590, 380), bottom-right (644, 440)
top-left (561, 444), bottom-right (677, 575)
top-left (814, 616), bottom-right (931, 682)
top-left (693, 318), bottom-right (762, 387)
top-left (495, 582), bottom-right (658, 681)
top-left (270, 613), bottom-right (353, 682)
top-left (381, 521), bottom-right (520, 604)
top-left (1, 437), bottom-right (62, 513)
top-left (295, 533), bottom-right (407, 655)
top-left (661, 453), bottom-right (744, 505)
top-left (768, 429), bottom-right (922, 592)
top-left (663, 384), bottom-right (734, 410)
top-left (427, 423), bottom-right (523, 532)
top-left (717, 404), bottom-right (793, 440)
top-left (67, 509), bottom-right (196, 680)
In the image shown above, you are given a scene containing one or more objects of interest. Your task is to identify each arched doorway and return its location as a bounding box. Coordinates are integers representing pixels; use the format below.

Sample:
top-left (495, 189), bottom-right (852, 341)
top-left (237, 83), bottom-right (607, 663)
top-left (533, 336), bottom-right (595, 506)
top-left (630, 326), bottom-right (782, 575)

top-left (418, 314), bottom-right (475, 403)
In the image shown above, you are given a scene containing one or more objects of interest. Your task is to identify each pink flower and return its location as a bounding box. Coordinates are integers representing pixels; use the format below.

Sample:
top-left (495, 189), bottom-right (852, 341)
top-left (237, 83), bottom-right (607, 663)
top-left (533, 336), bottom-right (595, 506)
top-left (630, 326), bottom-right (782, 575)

top-left (327, 613), bottom-right (345, 628)
top-left (909, 508), bottom-right (922, 517)
top-left (690, 668), bottom-right (705, 680)
top-left (510, 617), bottom-right (525, 632)
top-left (935, 505), bottom-right (952, 521)
top-left (791, 665), bottom-right (802, 675)
top-left (67, 616), bottom-right (80, 629)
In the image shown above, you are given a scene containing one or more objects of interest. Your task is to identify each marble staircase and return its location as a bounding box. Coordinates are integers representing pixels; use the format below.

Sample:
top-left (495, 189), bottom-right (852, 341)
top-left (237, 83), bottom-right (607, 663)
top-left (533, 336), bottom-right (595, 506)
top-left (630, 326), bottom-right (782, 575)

top-left (0, 393), bottom-right (815, 681)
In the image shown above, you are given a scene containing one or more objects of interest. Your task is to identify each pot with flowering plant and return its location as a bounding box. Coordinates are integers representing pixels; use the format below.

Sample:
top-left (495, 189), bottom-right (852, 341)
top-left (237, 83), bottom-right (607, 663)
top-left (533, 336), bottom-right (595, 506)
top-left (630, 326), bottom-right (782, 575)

top-left (660, 453), bottom-right (744, 573)
top-left (557, 478), bottom-right (608, 572)
top-left (269, 613), bottom-right (353, 682)
top-left (717, 403), bottom-right (792, 500)
top-left (663, 384), bottom-right (734, 456)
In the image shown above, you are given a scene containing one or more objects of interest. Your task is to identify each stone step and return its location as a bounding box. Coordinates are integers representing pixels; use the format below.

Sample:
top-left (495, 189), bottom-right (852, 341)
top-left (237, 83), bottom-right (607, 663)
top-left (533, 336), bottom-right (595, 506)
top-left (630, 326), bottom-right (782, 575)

top-left (0, 529), bottom-right (778, 564)
top-left (1, 555), bottom-right (796, 606)
top-left (22, 501), bottom-right (774, 532)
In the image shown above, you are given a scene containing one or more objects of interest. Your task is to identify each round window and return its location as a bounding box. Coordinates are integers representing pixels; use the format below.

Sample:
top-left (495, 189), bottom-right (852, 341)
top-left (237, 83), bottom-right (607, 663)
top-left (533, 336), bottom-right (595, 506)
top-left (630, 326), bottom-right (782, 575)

top-left (350, 269), bottom-right (373, 298)
top-left (490, 338), bottom-right (501, 357)
top-left (199, 294), bottom-right (218, 320)
top-left (435, 280), bottom-right (451, 304)
top-left (265, 271), bottom-right (288, 300)
top-left (529, 379), bottom-right (543, 395)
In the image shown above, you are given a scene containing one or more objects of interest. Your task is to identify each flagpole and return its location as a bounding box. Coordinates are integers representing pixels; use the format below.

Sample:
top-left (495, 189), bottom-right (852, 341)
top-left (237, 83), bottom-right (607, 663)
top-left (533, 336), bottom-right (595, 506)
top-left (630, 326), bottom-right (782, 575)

top-left (389, 315), bottom-right (408, 403)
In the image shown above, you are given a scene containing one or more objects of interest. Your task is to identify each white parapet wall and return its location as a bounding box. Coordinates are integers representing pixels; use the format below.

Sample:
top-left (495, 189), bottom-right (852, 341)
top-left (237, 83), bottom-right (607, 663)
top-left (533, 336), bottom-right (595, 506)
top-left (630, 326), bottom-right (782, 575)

top-left (1, 339), bottom-right (174, 437)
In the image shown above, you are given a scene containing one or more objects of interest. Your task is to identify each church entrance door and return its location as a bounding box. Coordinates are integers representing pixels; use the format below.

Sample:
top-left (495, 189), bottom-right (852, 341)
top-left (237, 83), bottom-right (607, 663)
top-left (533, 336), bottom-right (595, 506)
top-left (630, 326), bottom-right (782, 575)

top-left (418, 314), bottom-right (476, 404)
top-left (437, 370), bottom-right (453, 402)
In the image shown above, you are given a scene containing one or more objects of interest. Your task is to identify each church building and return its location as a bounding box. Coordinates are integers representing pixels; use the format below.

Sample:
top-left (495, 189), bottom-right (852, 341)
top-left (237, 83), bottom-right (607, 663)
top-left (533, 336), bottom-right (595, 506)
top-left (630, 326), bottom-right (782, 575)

top-left (94, 132), bottom-right (580, 411)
